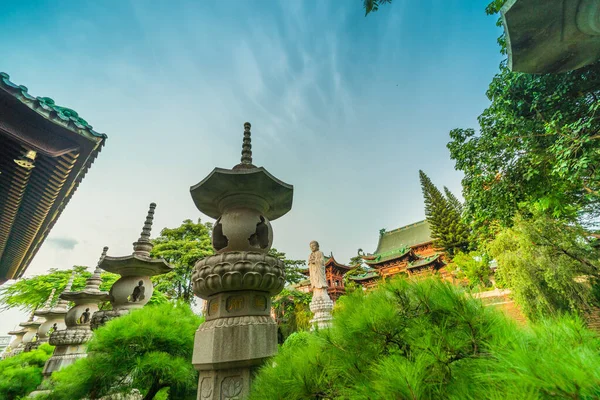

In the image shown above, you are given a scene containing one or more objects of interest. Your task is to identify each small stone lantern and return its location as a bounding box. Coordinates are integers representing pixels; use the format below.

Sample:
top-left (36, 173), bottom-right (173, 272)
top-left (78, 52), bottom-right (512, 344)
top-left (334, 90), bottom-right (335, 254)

top-left (44, 247), bottom-right (110, 375)
top-left (91, 203), bottom-right (173, 330)
top-left (190, 122), bottom-right (293, 399)
top-left (31, 273), bottom-right (75, 349)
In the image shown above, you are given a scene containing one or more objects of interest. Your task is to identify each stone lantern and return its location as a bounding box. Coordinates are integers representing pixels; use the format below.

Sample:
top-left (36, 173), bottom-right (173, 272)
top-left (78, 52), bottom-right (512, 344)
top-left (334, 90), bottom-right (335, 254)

top-left (44, 247), bottom-right (110, 375)
top-left (91, 203), bottom-right (173, 330)
top-left (5, 327), bottom-right (27, 358)
top-left (18, 311), bottom-right (42, 352)
top-left (190, 122), bottom-right (293, 399)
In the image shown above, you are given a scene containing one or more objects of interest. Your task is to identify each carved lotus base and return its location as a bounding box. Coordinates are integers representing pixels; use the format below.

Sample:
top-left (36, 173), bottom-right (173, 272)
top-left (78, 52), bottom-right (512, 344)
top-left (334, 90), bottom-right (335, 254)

top-left (192, 252), bottom-right (285, 299)
top-left (49, 328), bottom-right (93, 346)
top-left (309, 291), bottom-right (334, 330)
top-left (24, 341), bottom-right (42, 352)
top-left (90, 310), bottom-right (129, 331)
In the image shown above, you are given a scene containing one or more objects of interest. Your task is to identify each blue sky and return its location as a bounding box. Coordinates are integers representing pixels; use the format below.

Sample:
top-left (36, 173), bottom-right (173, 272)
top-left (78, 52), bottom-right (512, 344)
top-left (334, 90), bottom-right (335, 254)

top-left (0, 0), bottom-right (502, 334)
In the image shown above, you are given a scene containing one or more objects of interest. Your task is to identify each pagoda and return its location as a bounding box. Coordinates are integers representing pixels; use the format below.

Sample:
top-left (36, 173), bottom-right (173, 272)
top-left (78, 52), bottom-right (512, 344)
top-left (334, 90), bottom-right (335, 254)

top-left (0, 73), bottom-right (107, 282)
top-left (190, 122), bottom-right (292, 399)
top-left (31, 273), bottom-right (76, 351)
top-left (296, 253), bottom-right (353, 302)
top-left (90, 203), bottom-right (172, 330)
top-left (44, 247), bottom-right (110, 376)
top-left (351, 220), bottom-right (447, 288)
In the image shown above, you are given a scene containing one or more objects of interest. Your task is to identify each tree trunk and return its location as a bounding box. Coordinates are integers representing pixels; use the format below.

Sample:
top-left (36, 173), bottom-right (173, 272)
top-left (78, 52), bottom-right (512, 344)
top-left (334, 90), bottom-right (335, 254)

top-left (143, 380), bottom-right (163, 400)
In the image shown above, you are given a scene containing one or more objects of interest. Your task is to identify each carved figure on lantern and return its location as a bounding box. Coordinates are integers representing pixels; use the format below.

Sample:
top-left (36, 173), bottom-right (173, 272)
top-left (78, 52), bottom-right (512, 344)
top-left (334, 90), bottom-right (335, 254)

top-left (78, 309), bottom-right (91, 324)
top-left (130, 281), bottom-right (145, 302)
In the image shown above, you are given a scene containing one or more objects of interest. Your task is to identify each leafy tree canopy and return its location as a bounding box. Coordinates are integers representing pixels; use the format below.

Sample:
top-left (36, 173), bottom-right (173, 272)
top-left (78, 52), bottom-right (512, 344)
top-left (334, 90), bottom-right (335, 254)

top-left (250, 278), bottom-right (600, 399)
top-left (0, 267), bottom-right (166, 313)
top-left (446, 251), bottom-right (492, 289)
top-left (488, 211), bottom-right (600, 319)
top-left (0, 343), bottom-right (53, 400)
top-left (448, 1), bottom-right (600, 236)
top-left (273, 288), bottom-right (312, 341)
top-left (46, 302), bottom-right (202, 400)
top-left (268, 248), bottom-right (306, 285)
top-left (362, 0), bottom-right (392, 16)
top-left (151, 218), bottom-right (214, 304)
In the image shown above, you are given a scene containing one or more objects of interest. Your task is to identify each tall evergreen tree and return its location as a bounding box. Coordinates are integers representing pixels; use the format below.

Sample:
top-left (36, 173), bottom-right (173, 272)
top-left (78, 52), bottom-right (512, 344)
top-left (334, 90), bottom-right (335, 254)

top-left (419, 170), bottom-right (469, 256)
top-left (444, 186), bottom-right (464, 215)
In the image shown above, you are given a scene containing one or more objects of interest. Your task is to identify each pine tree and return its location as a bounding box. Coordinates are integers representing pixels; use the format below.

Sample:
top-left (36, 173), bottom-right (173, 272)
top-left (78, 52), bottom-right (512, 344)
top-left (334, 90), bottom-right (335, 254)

top-left (444, 186), bottom-right (464, 215)
top-left (419, 170), bottom-right (469, 256)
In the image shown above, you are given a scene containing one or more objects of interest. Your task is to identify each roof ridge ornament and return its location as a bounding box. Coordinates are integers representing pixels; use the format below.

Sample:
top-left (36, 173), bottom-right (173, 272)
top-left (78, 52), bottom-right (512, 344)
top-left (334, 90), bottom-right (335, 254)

top-left (132, 203), bottom-right (156, 257)
top-left (233, 122), bottom-right (256, 170)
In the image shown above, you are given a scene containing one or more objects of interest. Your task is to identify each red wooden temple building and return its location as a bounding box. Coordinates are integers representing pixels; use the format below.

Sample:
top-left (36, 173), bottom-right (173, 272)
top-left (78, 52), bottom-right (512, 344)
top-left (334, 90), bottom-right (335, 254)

top-left (294, 253), bottom-right (353, 302)
top-left (350, 220), bottom-right (448, 288)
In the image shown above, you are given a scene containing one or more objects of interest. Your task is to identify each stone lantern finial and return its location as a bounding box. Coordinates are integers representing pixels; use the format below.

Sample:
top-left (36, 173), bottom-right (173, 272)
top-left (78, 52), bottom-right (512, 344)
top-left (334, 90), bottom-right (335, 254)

top-left (233, 122), bottom-right (255, 170)
top-left (42, 288), bottom-right (57, 310)
top-left (86, 246), bottom-right (108, 291)
top-left (133, 203), bottom-right (156, 257)
top-left (55, 270), bottom-right (76, 310)
top-left (241, 122), bottom-right (252, 165)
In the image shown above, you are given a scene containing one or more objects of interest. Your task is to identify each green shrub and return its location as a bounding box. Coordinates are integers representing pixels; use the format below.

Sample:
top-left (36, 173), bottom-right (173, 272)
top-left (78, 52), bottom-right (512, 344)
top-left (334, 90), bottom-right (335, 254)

top-left (0, 343), bottom-right (53, 400)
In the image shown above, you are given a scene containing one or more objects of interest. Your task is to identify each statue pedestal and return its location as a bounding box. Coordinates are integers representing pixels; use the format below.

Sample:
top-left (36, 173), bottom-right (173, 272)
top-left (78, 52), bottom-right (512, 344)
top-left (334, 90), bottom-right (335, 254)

top-left (309, 290), bottom-right (333, 330)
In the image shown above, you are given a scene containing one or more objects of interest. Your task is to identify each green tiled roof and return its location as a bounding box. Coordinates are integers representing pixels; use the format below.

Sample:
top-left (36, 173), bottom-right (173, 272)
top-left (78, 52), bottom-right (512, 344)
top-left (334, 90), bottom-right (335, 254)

top-left (0, 72), bottom-right (106, 139)
top-left (375, 220), bottom-right (432, 254)
top-left (407, 254), bottom-right (442, 270)
top-left (364, 246), bottom-right (412, 265)
top-left (349, 271), bottom-right (380, 282)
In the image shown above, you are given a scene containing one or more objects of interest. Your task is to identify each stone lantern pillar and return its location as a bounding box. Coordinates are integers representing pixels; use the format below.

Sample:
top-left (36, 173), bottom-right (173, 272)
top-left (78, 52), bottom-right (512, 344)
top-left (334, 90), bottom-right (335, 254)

top-left (90, 203), bottom-right (173, 330)
top-left (44, 247), bottom-right (110, 375)
top-left (190, 122), bottom-right (293, 400)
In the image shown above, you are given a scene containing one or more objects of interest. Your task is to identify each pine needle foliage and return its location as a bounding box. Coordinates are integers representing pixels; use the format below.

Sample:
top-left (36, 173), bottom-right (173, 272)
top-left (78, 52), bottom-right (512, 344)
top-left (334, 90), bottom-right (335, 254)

top-left (249, 277), bottom-right (600, 399)
top-left (46, 303), bottom-right (202, 400)
top-left (419, 170), bottom-right (470, 256)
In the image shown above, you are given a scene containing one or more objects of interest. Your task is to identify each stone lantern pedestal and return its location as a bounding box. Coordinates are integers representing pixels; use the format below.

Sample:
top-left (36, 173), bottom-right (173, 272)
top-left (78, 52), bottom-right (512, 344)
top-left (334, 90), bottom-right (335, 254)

top-left (91, 203), bottom-right (173, 330)
top-left (309, 291), bottom-right (334, 330)
top-left (191, 122), bottom-right (293, 399)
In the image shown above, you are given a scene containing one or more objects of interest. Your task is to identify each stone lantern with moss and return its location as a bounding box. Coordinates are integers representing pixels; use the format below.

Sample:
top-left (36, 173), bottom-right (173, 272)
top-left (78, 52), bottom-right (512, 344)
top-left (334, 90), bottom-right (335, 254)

top-left (190, 122), bottom-right (293, 399)
top-left (90, 203), bottom-right (173, 330)
top-left (44, 247), bottom-right (110, 376)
